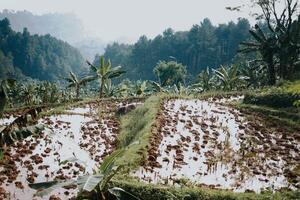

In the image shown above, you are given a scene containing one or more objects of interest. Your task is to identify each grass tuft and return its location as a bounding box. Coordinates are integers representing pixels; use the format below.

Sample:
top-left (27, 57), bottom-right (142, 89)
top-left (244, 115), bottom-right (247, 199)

top-left (116, 95), bottom-right (161, 169)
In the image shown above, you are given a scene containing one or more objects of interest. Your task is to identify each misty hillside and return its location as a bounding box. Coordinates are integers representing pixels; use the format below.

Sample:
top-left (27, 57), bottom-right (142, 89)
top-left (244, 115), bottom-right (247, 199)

top-left (0, 10), bottom-right (105, 60)
top-left (0, 18), bottom-right (86, 80)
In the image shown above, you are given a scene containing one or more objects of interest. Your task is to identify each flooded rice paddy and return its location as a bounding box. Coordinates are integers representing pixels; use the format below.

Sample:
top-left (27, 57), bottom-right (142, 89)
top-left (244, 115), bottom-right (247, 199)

top-left (0, 97), bottom-right (299, 199)
top-left (135, 98), bottom-right (300, 193)
top-left (0, 101), bottom-right (120, 200)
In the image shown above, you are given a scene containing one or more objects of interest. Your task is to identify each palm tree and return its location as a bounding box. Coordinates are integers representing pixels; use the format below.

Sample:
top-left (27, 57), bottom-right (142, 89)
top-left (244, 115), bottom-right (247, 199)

top-left (86, 56), bottom-right (126, 98)
top-left (62, 72), bottom-right (95, 99)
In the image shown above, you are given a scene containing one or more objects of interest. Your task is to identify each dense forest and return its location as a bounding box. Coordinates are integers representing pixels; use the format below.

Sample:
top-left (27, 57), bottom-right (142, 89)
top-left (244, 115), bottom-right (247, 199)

top-left (0, 10), bottom-right (106, 60)
top-left (0, 18), bottom-right (86, 80)
top-left (96, 18), bottom-right (251, 81)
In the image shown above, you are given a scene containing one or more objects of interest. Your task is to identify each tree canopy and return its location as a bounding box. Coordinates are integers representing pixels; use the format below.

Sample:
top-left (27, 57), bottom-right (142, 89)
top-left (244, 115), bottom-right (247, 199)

top-left (0, 18), bottom-right (86, 81)
top-left (153, 61), bottom-right (187, 87)
top-left (99, 18), bottom-right (251, 82)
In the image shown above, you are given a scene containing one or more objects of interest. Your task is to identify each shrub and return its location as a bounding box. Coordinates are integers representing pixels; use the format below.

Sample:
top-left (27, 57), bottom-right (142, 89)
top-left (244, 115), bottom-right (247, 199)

top-left (244, 87), bottom-right (300, 108)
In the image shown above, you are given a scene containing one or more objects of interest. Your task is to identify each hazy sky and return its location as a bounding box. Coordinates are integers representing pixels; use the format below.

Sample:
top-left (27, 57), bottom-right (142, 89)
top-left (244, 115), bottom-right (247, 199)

top-left (1, 0), bottom-right (255, 42)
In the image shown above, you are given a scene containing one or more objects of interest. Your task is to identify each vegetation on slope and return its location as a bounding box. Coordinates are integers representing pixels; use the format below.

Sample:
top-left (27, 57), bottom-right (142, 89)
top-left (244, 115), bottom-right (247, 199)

top-left (0, 18), bottom-right (85, 80)
top-left (116, 95), bottom-right (161, 168)
top-left (96, 18), bottom-right (251, 81)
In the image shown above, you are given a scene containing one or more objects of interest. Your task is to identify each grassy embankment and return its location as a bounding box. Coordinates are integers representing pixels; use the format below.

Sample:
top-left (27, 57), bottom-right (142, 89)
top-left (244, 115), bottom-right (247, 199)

top-left (235, 80), bottom-right (300, 131)
top-left (113, 91), bottom-right (300, 200)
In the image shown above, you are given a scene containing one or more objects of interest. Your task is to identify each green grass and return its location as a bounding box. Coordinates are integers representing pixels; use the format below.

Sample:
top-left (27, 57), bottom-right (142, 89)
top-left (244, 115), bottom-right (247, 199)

top-left (235, 103), bottom-right (300, 132)
top-left (115, 94), bottom-right (162, 169)
top-left (194, 89), bottom-right (250, 99)
top-left (111, 179), bottom-right (300, 200)
top-left (287, 80), bottom-right (300, 94)
top-left (114, 92), bottom-right (300, 199)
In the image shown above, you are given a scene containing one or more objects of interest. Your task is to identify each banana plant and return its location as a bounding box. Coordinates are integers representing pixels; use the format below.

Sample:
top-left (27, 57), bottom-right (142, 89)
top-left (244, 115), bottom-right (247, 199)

top-left (29, 149), bottom-right (139, 200)
top-left (62, 71), bottom-right (95, 99)
top-left (170, 83), bottom-right (191, 96)
top-left (19, 83), bottom-right (39, 105)
top-left (131, 80), bottom-right (148, 97)
top-left (240, 63), bottom-right (265, 88)
top-left (103, 79), bottom-right (125, 98)
top-left (0, 79), bottom-right (15, 117)
top-left (294, 99), bottom-right (300, 107)
top-left (213, 65), bottom-right (244, 91)
top-left (239, 24), bottom-right (277, 85)
top-left (36, 82), bottom-right (60, 104)
top-left (148, 81), bottom-right (166, 93)
top-left (196, 67), bottom-right (213, 92)
top-left (87, 56), bottom-right (126, 98)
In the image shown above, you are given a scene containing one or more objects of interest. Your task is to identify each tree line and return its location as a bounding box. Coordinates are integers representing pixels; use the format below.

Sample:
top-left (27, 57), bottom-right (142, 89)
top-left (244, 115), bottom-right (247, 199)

top-left (0, 18), bottom-right (86, 81)
top-left (97, 18), bottom-right (251, 82)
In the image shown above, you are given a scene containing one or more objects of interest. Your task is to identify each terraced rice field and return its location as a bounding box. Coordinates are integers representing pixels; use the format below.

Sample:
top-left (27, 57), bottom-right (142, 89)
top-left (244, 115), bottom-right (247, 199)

top-left (0, 96), bottom-right (299, 199)
top-left (0, 100), bottom-right (141, 200)
top-left (135, 97), bottom-right (300, 193)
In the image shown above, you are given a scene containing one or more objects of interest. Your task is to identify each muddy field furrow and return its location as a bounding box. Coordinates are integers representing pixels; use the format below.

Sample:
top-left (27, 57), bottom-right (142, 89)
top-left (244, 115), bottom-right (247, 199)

top-left (135, 98), bottom-right (300, 193)
top-left (0, 101), bottom-right (121, 200)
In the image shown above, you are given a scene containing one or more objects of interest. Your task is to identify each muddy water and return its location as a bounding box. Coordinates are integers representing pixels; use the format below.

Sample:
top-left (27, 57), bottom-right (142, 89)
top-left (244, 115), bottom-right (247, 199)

top-left (134, 98), bottom-right (300, 193)
top-left (0, 104), bottom-right (119, 200)
top-left (0, 115), bottom-right (17, 127)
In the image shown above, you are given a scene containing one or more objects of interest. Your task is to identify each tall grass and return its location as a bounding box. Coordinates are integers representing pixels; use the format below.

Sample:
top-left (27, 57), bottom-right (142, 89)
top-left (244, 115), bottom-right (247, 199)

top-left (116, 95), bottom-right (161, 168)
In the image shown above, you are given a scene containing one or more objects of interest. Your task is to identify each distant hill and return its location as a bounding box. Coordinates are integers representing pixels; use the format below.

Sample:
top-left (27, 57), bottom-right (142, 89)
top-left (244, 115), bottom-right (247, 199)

top-left (0, 18), bottom-right (86, 81)
top-left (0, 10), bottom-right (106, 60)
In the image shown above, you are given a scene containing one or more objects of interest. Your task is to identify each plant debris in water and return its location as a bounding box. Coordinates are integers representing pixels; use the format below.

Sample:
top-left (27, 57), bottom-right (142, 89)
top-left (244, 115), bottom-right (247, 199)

top-left (0, 100), bottom-right (132, 199)
top-left (134, 97), bottom-right (300, 193)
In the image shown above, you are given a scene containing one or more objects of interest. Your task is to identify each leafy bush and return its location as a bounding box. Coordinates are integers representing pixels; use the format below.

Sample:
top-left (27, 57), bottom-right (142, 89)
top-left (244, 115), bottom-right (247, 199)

top-left (244, 87), bottom-right (300, 108)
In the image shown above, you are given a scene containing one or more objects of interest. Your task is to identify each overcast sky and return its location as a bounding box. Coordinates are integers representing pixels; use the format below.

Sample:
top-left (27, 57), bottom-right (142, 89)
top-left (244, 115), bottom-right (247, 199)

top-left (1, 0), bottom-right (256, 42)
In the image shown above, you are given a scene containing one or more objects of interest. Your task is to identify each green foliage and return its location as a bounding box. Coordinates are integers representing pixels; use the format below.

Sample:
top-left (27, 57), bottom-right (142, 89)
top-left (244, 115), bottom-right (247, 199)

top-left (293, 99), bottom-right (300, 107)
top-left (194, 65), bottom-right (248, 92)
top-left (112, 180), bottom-right (300, 200)
top-left (288, 80), bottom-right (300, 94)
top-left (0, 79), bottom-right (16, 116)
top-left (131, 80), bottom-right (148, 97)
top-left (244, 88), bottom-right (300, 108)
top-left (195, 67), bottom-right (213, 92)
top-left (62, 71), bottom-right (95, 99)
top-left (9, 81), bottom-right (62, 106)
top-left (116, 95), bottom-right (161, 168)
top-left (240, 0), bottom-right (300, 85)
top-left (29, 149), bottom-right (138, 200)
top-left (99, 18), bottom-right (251, 81)
top-left (153, 61), bottom-right (187, 87)
top-left (213, 65), bottom-right (245, 91)
top-left (0, 18), bottom-right (85, 81)
top-left (87, 56), bottom-right (126, 98)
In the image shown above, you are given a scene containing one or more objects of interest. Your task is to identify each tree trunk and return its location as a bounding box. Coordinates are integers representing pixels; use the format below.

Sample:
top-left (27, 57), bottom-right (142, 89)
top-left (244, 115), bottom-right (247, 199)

top-left (268, 61), bottom-right (276, 85)
top-left (0, 89), bottom-right (6, 117)
top-left (264, 54), bottom-right (276, 85)
top-left (76, 85), bottom-right (80, 100)
top-left (100, 79), bottom-right (104, 98)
